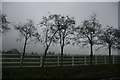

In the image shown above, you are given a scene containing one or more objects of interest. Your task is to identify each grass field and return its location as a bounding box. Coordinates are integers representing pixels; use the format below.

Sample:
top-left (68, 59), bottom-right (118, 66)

top-left (2, 64), bottom-right (120, 79)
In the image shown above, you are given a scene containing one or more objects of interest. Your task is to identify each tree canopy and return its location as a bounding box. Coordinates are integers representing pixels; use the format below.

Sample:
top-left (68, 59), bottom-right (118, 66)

top-left (0, 12), bottom-right (10, 33)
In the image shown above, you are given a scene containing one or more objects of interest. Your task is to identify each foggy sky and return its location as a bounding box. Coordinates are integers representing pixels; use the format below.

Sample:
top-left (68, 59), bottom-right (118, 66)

top-left (2, 2), bottom-right (118, 55)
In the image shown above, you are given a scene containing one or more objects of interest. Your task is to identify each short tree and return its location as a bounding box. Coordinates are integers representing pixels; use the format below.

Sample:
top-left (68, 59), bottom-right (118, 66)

top-left (98, 26), bottom-right (117, 64)
top-left (14, 19), bottom-right (37, 68)
top-left (75, 14), bottom-right (101, 65)
top-left (113, 29), bottom-right (120, 50)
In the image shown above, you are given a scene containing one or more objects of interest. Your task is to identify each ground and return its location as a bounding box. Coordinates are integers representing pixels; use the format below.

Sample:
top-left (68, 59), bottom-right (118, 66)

top-left (2, 64), bottom-right (120, 80)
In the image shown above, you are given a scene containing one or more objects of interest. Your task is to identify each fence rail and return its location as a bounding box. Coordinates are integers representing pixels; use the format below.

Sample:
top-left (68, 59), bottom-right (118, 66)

top-left (1, 54), bottom-right (120, 68)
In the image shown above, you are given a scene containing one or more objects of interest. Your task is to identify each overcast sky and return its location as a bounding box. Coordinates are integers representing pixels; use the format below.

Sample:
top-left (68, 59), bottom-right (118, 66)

top-left (2, 2), bottom-right (119, 55)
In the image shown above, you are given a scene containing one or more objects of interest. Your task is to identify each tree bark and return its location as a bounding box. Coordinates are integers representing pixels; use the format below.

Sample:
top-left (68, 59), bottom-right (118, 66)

top-left (90, 43), bottom-right (93, 65)
top-left (60, 45), bottom-right (64, 66)
top-left (20, 38), bottom-right (27, 68)
top-left (41, 46), bottom-right (49, 68)
top-left (108, 44), bottom-right (112, 64)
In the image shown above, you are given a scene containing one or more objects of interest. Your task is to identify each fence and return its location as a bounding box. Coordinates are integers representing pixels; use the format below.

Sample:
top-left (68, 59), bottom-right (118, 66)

top-left (1, 54), bottom-right (120, 68)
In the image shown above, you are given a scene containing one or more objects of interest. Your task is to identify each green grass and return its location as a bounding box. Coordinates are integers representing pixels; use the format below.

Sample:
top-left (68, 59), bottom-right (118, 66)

top-left (2, 64), bottom-right (120, 79)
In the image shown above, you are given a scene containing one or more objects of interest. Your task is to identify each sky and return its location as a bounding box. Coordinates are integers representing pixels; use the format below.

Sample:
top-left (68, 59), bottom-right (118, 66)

top-left (1, 2), bottom-right (119, 55)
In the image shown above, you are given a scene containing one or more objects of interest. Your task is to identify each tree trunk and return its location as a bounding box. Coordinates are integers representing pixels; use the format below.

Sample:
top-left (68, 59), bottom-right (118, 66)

top-left (90, 43), bottom-right (93, 65)
top-left (108, 44), bottom-right (112, 64)
top-left (60, 46), bottom-right (64, 66)
top-left (20, 38), bottom-right (27, 68)
top-left (41, 47), bottom-right (49, 68)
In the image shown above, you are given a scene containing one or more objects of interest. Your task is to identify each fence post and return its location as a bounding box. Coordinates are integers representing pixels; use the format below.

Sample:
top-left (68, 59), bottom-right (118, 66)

top-left (113, 56), bottom-right (115, 64)
top-left (104, 56), bottom-right (106, 64)
top-left (57, 56), bottom-right (60, 66)
top-left (40, 56), bottom-right (42, 67)
top-left (95, 56), bottom-right (97, 65)
top-left (72, 56), bottom-right (74, 66)
top-left (84, 56), bottom-right (87, 65)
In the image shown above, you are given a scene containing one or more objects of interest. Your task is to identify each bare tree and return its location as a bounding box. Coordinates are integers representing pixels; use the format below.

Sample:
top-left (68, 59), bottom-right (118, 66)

top-left (0, 12), bottom-right (10, 33)
top-left (14, 19), bottom-right (37, 68)
top-left (53, 16), bottom-right (75, 66)
top-left (36, 14), bottom-right (64, 67)
top-left (74, 14), bottom-right (101, 65)
top-left (98, 26), bottom-right (119, 64)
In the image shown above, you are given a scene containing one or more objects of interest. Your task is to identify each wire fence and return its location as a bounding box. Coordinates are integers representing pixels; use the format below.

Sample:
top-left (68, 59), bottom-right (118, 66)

top-left (1, 54), bottom-right (120, 68)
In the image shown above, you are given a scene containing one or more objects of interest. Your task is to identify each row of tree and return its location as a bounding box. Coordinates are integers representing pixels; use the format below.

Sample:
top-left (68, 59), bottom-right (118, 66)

top-left (0, 12), bottom-right (120, 68)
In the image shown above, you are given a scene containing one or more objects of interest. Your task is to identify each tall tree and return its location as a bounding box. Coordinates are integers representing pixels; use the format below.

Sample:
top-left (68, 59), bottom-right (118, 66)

top-left (53, 16), bottom-right (75, 66)
top-left (36, 14), bottom-right (64, 67)
top-left (74, 14), bottom-right (101, 65)
top-left (14, 19), bottom-right (37, 68)
top-left (98, 26), bottom-right (117, 64)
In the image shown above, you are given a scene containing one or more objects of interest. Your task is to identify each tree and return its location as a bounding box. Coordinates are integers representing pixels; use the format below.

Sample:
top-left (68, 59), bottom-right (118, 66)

top-left (48, 51), bottom-right (55, 55)
top-left (6, 48), bottom-right (20, 54)
top-left (75, 14), bottom-right (101, 65)
top-left (0, 12), bottom-right (10, 33)
top-left (36, 14), bottom-right (63, 67)
top-left (14, 19), bottom-right (38, 68)
top-left (98, 26), bottom-right (117, 64)
top-left (53, 15), bottom-right (75, 66)
top-left (113, 29), bottom-right (120, 50)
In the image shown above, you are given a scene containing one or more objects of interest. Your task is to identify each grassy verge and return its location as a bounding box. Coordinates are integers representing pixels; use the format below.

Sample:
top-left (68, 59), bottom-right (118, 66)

top-left (2, 64), bottom-right (120, 79)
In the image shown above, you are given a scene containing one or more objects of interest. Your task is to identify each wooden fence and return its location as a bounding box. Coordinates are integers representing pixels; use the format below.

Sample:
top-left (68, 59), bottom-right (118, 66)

top-left (0, 54), bottom-right (120, 68)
